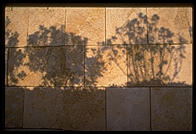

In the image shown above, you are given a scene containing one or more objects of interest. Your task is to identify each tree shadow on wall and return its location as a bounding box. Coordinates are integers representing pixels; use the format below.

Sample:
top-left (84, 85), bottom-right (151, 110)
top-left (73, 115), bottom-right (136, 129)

top-left (5, 16), bottom-right (106, 130)
top-left (98, 12), bottom-right (191, 87)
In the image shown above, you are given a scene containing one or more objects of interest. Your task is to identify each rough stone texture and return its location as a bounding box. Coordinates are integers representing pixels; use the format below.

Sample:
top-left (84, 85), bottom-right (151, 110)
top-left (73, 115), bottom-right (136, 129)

top-left (5, 7), bottom-right (29, 47)
top-left (85, 45), bottom-right (127, 87)
top-left (5, 48), bottom-right (8, 85)
top-left (23, 87), bottom-right (64, 129)
top-left (28, 7), bottom-right (66, 46)
top-left (106, 87), bottom-right (150, 131)
top-left (56, 87), bottom-right (105, 131)
top-left (66, 8), bottom-right (105, 45)
top-left (106, 8), bottom-right (147, 45)
top-left (127, 44), bottom-right (192, 86)
top-left (8, 46), bottom-right (84, 87)
top-left (147, 8), bottom-right (192, 44)
top-left (151, 87), bottom-right (192, 131)
top-left (5, 87), bottom-right (25, 128)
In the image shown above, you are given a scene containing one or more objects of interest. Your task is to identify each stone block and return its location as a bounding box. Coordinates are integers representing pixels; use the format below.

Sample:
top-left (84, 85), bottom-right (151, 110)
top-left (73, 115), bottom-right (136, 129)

top-left (66, 8), bottom-right (105, 45)
top-left (151, 87), bottom-right (192, 131)
top-left (56, 87), bottom-right (105, 131)
top-left (106, 8), bottom-right (147, 45)
top-left (147, 8), bottom-right (192, 44)
top-left (8, 46), bottom-right (84, 86)
top-left (28, 7), bottom-right (66, 46)
top-left (85, 45), bottom-right (127, 87)
top-left (127, 44), bottom-right (192, 86)
top-left (5, 7), bottom-right (29, 47)
top-left (106, 87), bottom-right (150, 131)
top-left (23, 87), bottom-right (64, 129)
top-left (5, 87), bottom-right (25, 128)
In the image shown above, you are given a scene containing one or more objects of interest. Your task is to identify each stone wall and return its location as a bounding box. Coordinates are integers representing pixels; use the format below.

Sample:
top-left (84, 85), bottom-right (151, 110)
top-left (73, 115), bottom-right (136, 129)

top-left (5, 6), bottom-right (192, 131)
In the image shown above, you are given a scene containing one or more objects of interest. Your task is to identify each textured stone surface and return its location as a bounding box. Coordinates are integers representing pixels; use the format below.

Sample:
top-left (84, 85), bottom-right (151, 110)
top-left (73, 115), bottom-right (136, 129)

top-left (151, 87), bottom-right (192, 131)
top-left (66, 8), bottom-right (105, 45)
top-left (28, 7), bottom-right (66, 46)
top-left (5, 7), bottom-right (29, 47)
top-left (5, 87), bottom-right (25, 128)
top-left (106, 8), bottom-right (147, 45)
top-left (107, 87), bottom-right (150, 131)
top-left (56, 87), bottom-right (105, 131)
top-left (23, 87), bottom-right (64, 129)
top-left (127, 44), bottom-right (192, 86)
top-left (147, 8), bottom-right (192, 44)
top-left (5, 48), bottom-right (8, 85)
top-left (85, 45), bottom-right (127, 87)
top-left (8, 46), bottom-right (84, 86)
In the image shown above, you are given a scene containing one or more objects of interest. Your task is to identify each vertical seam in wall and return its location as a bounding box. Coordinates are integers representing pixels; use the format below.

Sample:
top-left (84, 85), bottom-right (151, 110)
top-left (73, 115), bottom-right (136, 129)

top-left (105, 7), bottom-right (107, 131)
top-left (6, 48), bottom-right (9, 87)
top-left (26, 9), bottom-right (29, 43)
top-left (150, 87), bottom-right (152, 131)
top-left (146, 8), bottom-right (149, 45)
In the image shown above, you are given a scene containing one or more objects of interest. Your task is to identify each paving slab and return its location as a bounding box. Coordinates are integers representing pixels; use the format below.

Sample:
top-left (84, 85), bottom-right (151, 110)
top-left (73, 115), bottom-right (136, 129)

top-left (56, 87), bottom-right (105, 131)
top-left (85, 45), bottom-right (127, 87)
top-left (23, 87), bottom-right (64, 129)
top-left (66, 8), bottom-right (105, 45)
top-left (5, 7), bottom-right (29, 47)
top-left (8, 46), bottom-right (84, 86)
top-left (5, 87), bottom-right (25, 128)
top-left (147, 8), bottom-right (192, 44)
top-left (106, 8), bottom-right (147, 45)
top-left (106, 87), bottom-right (150, 131)
top-left (151, 87), bottom-right (192, 131)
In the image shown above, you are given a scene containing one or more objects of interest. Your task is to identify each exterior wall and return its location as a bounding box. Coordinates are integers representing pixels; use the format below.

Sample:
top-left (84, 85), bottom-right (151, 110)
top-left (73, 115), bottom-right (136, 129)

top-left (5, 6), bottom-right (192, 131)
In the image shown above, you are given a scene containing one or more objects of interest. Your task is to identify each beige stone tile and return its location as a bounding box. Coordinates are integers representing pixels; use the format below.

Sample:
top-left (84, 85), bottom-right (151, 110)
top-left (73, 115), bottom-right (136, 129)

top-left (127, 44), bottom-right (192, 86)
top-left (56, 87), bottom-right (105, 131)
top-left (5, 7), bottom-right (29, 47)
top-left (23, 87), bottom-right (64, 129)
top-left (106, 87), bottom-right (150, 131)
top-left (5, 87), bottom-right (25, 128)
top-left (66, 8), bottom-right (105, 45)
top-left (5, 48), bottom-right (8, 85)
top-left (106, 8), bottom-right (147, 45)
top-left (147, 8), bottom-right (192, 44)
top-left (85, 45), bottom-right (127, 87)
top-left (151, 87), bottom-right (192, 131)
top-left (8, 46), bottom-right (84, 86)
top-left (28, 7), bottom-right (66, 46)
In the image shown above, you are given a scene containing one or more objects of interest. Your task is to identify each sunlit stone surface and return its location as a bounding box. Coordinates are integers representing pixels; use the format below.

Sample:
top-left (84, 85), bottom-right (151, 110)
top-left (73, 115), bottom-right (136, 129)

top-left (106, 8), bottom-right (147, 45)
top-left (85, 45), bottom-right (127, 87)
top-left (5, 7), bottom-right (29, 47)
top-left (147, 8), bottom-right (192, 44)
top-left (151, 87), bottom-right (192, 131)
top-left (66, 8), bottom-right (105, 45)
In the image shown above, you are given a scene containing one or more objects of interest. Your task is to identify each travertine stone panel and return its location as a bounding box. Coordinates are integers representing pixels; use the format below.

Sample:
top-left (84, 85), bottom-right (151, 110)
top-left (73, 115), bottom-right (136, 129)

top-left (5, 87), bottom-right (24, 128)
top-left (56, 87), bottom-right (105, 131)
top-left (28, 7), bottom-right (66, 46)
top-left (107, 88), bottom-right (150, 131)
top-left (85, 45), bottom-right (127, 87)
top-left (66, 8), bottom-right (105, 45)
top-left (5, 48), bottom-right (8, 85)
top-left (151, 87), bottom-right (192, 131)
top-left (106, 8), bottom-right (147, 45)
top-left (23, 87), bottom-right (64, 129)
top-left (127, 44), bottom-right (192, 86)
top-left (147, 8), bottom-right (192, 44)
top-left (5, 7), bottom-right (29, 47)
top-left (8, 46), bottom-right (84, 86)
